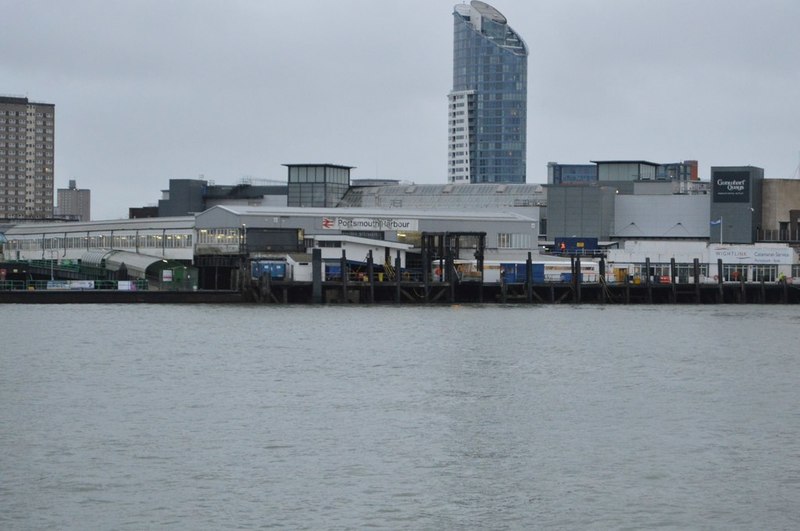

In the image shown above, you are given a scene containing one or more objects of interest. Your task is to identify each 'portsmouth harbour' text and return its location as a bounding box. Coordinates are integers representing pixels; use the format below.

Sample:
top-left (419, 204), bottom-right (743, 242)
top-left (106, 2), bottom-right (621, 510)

top-left (322, 217), bottom-right (419, 231)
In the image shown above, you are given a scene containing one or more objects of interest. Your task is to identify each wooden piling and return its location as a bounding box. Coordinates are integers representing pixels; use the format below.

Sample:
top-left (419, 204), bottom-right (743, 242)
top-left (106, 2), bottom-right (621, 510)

top-left (670, 258), bottom-right (677, 303)
top-left (395, 250), bottom-right (401, 304)
top-left (693, 258), bottom-right (700, 303)
top-left (599, 257), bottom-right (606, 304)
top-left (312, 248), bottom-right (322, 304)
top-left (367, 250), bottom-right (375, 304)
top-left (341, 249), bottom-right (348, 303)
top-left (526, 252), bottom-right (533, 304)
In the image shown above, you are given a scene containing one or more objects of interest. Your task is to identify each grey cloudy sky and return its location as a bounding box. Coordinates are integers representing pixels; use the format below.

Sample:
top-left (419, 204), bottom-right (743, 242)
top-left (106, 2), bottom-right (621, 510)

top-left (3, 0), bottom-right (799, 220)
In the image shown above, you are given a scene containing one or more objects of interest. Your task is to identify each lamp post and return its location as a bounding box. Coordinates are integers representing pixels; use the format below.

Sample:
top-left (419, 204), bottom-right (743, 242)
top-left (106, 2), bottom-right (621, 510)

top-left (47, 249), bottom-right (58, 280)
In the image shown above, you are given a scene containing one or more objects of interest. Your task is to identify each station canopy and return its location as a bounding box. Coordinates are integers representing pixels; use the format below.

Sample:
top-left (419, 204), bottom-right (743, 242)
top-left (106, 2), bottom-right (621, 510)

top-left (80, 250), bottom-right (177, 279)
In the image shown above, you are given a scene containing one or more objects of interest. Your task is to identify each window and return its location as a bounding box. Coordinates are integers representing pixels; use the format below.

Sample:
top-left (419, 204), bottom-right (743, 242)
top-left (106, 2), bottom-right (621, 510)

top-left (673, 263), bottom-right (709, 283)
top-left (722, 264), bottom-right (748, 282)
top-left (497, 233), bottom-right (531, 249)
top-left (752, 265), bottom-right (777, 282)
top-left (632, 263), bottom-right (671, 281)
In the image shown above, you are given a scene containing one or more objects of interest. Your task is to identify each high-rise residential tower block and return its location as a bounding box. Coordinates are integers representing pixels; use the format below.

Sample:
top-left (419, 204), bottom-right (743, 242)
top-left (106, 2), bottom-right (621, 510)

top-left (448, 1), bottom-right (528, 184)
top-left (56, 179), bottom-right (91, 221)
top-left (0, 96), bottom-right (55, 220)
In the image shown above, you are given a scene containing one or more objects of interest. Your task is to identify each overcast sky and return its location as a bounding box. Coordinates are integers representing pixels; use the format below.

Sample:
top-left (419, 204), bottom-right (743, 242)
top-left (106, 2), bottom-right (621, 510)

top-left (3, 0), bottom-right (799, 220)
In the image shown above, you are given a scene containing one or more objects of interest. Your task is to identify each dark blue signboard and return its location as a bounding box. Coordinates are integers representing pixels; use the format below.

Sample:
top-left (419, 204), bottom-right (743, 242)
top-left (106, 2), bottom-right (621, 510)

top-left (713, 171), bottom-right (750, 203)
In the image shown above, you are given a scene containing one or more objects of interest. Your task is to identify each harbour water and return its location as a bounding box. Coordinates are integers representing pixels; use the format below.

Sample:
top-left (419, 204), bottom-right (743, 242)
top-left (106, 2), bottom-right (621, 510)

top-left (2, 304), bottom-right (799, 529)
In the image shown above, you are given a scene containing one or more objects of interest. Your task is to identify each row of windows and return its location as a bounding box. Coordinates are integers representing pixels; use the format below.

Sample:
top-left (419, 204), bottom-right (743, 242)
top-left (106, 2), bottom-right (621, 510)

top-left (0, 157), bottom-right (26, 163)
top-left (477, 142), bottom-right (524, 151)
top-left (0, 142), bottom-right (53, 149)
top-left (475, 126), bottom-right (523, 135)
top-left (0, 118), bottom-right (53, 126)
top-left (497, 233), bottom-right (533, 249)
top-left (632, 264), bottom-right (711, 280)
top-left (4, 233), bottom-right (193, 252)
top-left (0, 149), bottom-right (54, 157)
top-left (720, 264), bottom-right (780, 282)
top-left (0, 126), bottom-right (53, 134)
top-left (0, 136), bottom-right (54, 147)
top-left (288, 167), bottom-right (349, 185)
top-left (0, 157), bottom-right (53, 166)
top-left (452, 74), bottom-right (527, 88)
top-left (0, 110), bottom-right (53, 117)
top-left (476, 159), bottom-right (525, 170)
top-left (0, 177), bottom-right (52, 184)
top-left (0, 190), bottom-right (51, 197)
top-left (0, 200), bottom-right (51, 206)
top-left (454, 63), bottom-right (523, 75)
top-left (628, 264), bottom-right (798, 283)
top-left (196, 228), bottom-right (240, 245)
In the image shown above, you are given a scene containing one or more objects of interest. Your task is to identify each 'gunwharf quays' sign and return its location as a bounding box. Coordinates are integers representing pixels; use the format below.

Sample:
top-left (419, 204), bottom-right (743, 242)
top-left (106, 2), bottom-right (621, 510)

top-left (321, 217), bottom-right (419, 231)
top-left (713, 171), bottom-right (750, 203)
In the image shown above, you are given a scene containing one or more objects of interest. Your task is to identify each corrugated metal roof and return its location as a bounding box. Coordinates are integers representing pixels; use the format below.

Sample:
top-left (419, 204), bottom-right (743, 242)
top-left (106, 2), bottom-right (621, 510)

top-left (4, 216), bottom-right (195, 235)
top-left (337, 183), bottom-right (545, 210)
top-left (105, 251), bottom-right (171, 276)
top-left (200, 204), bottom-right (538, 223)
top-left (80, 250), bottom-right (114, 267)
top-left (80, 250), bottom-right (174, 277)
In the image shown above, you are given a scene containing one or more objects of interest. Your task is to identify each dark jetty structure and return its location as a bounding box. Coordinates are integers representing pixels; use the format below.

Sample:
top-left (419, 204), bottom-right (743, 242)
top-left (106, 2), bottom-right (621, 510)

top-left (3, 249), bottom-right (798, 304)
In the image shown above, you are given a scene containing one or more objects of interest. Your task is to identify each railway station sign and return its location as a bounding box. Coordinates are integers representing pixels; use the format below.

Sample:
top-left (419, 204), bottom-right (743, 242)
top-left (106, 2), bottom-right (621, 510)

top-left (321, 217), bottom-right (419, 231)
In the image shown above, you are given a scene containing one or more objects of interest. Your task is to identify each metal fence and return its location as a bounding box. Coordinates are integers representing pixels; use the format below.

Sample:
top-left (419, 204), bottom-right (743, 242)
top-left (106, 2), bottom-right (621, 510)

top-left (0, 279), bottom-right (149, 291)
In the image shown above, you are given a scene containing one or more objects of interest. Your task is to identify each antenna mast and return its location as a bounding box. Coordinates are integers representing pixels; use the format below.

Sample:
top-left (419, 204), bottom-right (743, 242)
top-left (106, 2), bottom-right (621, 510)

top-left (794, 151), bottom-right (800, 179)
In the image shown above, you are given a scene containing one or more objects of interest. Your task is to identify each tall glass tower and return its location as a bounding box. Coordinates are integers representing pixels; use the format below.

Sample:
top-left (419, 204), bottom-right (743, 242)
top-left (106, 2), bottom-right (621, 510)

top-left (448, 1), bottom-right (528, 184)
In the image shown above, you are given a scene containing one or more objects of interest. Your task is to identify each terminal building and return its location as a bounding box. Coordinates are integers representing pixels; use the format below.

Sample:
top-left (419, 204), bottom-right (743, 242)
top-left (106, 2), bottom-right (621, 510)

top-left (3, 161), bottom-right (799, 290)
top-left (2, 205), bottom-right (541, 289)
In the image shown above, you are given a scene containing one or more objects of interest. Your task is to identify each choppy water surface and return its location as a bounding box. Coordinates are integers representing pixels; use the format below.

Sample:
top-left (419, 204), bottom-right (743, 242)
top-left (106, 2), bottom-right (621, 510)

top-left (2, 304), bottom-right (799, 529)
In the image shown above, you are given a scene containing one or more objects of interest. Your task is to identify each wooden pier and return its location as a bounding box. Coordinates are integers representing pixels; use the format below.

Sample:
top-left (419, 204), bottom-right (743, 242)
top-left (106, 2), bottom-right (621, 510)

top-left (244, 277), bottom-right (800, 305)
top-left (3, 249), bottom-right (798, 304)
top-left (243, 250), bottom-right (799, 304)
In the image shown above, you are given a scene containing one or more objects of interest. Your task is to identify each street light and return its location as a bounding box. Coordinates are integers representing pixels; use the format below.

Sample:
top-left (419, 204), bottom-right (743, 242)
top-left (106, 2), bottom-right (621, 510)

top-left (47, 249), bottom-right (58, 280)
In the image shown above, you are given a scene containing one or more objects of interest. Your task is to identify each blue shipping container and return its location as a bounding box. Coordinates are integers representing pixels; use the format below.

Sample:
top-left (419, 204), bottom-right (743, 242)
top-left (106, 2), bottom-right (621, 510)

top-left (500, 263), bottom-right (545, 283)
top-left (325, 264), bottom-right (342, 281)
top-left (532, 263), bottom-right (545, 283)
top-left (251, 261), bottom-right (287, 280)
top-left (500, 263), bottom-right (518, 282)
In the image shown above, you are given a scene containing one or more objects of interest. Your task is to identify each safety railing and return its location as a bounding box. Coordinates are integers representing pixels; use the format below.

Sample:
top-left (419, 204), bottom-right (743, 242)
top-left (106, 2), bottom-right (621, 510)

top-left (0, 279), bottom-right (149, 291)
